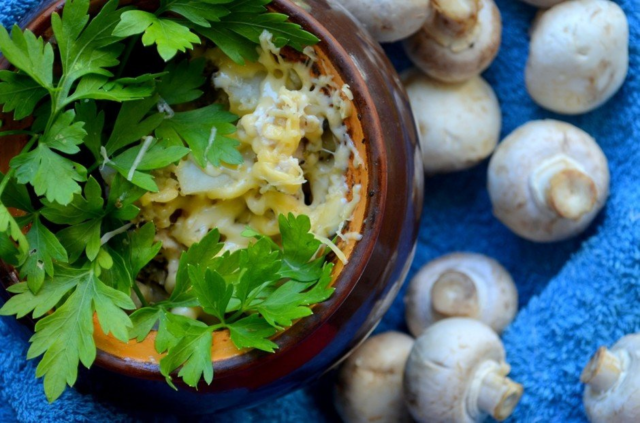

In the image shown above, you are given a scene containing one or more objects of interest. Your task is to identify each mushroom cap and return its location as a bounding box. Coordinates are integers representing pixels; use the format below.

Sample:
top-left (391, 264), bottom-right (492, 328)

top-left (526, 0), bottom-right (629, 115)
top-left (339, 0), bottom-right (430, 43)
top-left (488, 120), bottom-right (610, 242)
top-left (584, 334), bottom-right (640, 423)
top-left (520, 0), bottom-right (567, 7)
top-left (405, 253), bottom-right (518, 336)
top-left (404, 0), bottom-right (502, 83)
top-left (403, 70), bottom-right (501, 174)
top-left (404, 318), bottom-right (509, 423)
top-left (335, 331), bottom-right (415, 423)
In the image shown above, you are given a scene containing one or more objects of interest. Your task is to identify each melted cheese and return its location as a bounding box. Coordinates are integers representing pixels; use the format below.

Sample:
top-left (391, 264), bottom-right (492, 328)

top-left (139, 32), bottom-right (362, 294)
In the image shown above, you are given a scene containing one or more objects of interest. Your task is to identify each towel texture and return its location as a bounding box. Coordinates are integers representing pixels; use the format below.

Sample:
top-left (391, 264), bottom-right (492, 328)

top-left (0, 0), bottom-right (638, 422)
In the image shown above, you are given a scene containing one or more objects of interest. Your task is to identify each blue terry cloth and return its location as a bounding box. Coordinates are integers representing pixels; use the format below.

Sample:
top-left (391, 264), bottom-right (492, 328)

top-left (0, 0), bottom-right (638, 422)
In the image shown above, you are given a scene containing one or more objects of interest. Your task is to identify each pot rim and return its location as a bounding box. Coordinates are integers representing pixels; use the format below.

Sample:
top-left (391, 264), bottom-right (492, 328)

top-left (0, 0), bottom-right (389, 388)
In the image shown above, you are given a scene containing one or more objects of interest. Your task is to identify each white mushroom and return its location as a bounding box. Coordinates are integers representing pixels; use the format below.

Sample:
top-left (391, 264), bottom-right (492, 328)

top-left (403, 69), bottom-right (501, 174)
top-left (488, 120), bottom-right (610, 242)
top-left (404, 318), bottom-right (523, 422)
top-left (519, 0), bottom-right (567, 7)
top-left (582, 334), bottom-right (640, 423)
top-left (335, 331), bottom-right (415, 423)
top-left (405, 253), bottom-right (517, 336)
top-left (526, 0), bottom-right (629, 114)
top-left (404, 0), bottom-right (502, 83)
top-left (338, 0), bottom-right (431, 43)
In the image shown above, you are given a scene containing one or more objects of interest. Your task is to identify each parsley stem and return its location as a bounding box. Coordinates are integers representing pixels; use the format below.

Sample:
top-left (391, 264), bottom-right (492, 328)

top-left (132, 281), bottom-right (150, 308)
top-left (0, 130), bottom-right (37, 137)
top-left (0, 134), bottom-right (39, 198)
top-left (209, 323), bottom-right (224, 332)
top-left (115, 35), bottom-right (141, 79)
top-left (227, 309), bottom-right (244, 323)
top-left (87, 163), bottom-right (100, 174)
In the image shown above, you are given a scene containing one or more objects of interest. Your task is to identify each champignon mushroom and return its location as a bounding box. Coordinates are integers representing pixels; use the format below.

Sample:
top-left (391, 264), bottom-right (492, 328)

top-left (404, 318), bottom-right (523, 422)
top-left (526, 0), bottom-right (629, 114)
top-left (488, 120), bottom-right (610, 242)
top-left (335, 331), bottom-right (415, 423)
top-left (582, 334), bottom-right (640, 423)
top-left (338, 0), bottom-right (431, 43)
top-left (520, 0), bottom-right (566, 7)
top-left (403, 69), bottom-right (501, 174)
top-left (404, 0), bottom-right (502, 83)
top-left (405, 253), bottom-right (517, 336)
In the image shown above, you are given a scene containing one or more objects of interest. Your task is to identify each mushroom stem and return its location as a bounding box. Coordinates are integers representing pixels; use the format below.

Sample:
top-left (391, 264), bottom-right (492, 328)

top-left (430, 271), bottom-right (480, 318)
top-left (530, 155), bottom-right (597, 220)
top-left (477, 368), bottom-right (524, 421)
top-left (427, 0), bottom-right (480, 46)
top-left (581, 347), bottom-right (623, 393)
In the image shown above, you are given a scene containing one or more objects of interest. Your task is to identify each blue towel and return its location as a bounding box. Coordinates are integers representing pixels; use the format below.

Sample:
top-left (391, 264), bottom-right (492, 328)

top-left (0, 0), bottom-right (638, 421)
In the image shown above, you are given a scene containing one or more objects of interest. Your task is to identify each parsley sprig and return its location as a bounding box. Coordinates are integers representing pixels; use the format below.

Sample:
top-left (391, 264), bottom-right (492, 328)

top-left (0, 0), bottom-right (326, 403)
top-left (114, 0), bottom-right (319, 63)
top-left (128, 214), bottom-right (335, 388)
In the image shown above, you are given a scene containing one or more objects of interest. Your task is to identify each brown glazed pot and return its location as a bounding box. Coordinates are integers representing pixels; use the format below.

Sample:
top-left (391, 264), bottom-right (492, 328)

top-left (0, 0), bottom-right (423, 414)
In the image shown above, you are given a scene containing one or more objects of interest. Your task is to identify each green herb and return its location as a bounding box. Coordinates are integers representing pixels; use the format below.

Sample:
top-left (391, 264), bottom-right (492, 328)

top-left (113, 0), bottom-right (319, 64)
top-left (0, 0), bottom-right (325, 403)
top-left (155, 104), bottom-right (241, 168)
top-left (128, 214), bottom-right (334, 388)
top-left (157, 58), bottom-right (206, 105)
top-left (2, 265), bottom-right (135, 401)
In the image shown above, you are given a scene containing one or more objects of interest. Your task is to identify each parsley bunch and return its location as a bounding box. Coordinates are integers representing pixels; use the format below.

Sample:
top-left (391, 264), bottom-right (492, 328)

top-left (0, 0), bottom-right (327, 403)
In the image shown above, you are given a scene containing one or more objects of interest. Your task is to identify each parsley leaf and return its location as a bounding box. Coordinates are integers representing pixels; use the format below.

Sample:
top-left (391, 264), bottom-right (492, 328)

top-left (157, 58), bottom-right (206, 105)
top-left (101, 223), bottom-right (162, 293)
top-left (0, 25), bottom-right (54, 90)
top-left (0, 171), bottom-right (34, 213)
top-left (160, 0), bottom-right (232, 28)
top-left (190, 267), bottom-right (233, 322)
top-left (0, 71), bottom-right (48, 120)
top-left (105, 96), bottom-right (165, 154)
top-left (108, 138), bottom-right (190, 191)
top-left (25, 265), bottom-right (134, 402)
top-left (255, 280), bottom-right (313, 329)
top-left (10, 110), bottom-right (88, 205)
top-left (113, 11), bottom-right (201, 62)
top-left (156, 104), bottom-right (241, 168)
top-left (99, 247), bottom-right (132, 293)
top-left (0, 231), bottom-right (19, 266)
top-left (278, 213), bottom-right (324, 281)
top-left (195, 0), bottom-right (320, 65)
top-left (41, 177), bottom-right (104, 225)
top-left (159, 317), bottom-right (213, 387)
top-left (129, 306), bottom-right (163, 342)
top-left (57, 219), bottom-right (102, 263)
top-left (301, 262), bottom-right (335, 305)
top-left (51, 0), bottom-right (127, 91)
top-left (74, 100), bottom-right (105, 162)
top-left (0, 204), bottom-right (28, 262)
top-left (10, 146), bottom-right (88, 205)
top-left (227, 314), bottom-right (277, 352)
top-left (0, 273), bottom-right (77, 319)
top-left (235, 236), bottom-right (281, 306)
top-left (125, 223), bottom-right (163, 276)
top-left (106, 174), bottom-right (146, 221)
top-left (69, 74), bottom-right (158, 103)
top-left (20, 216), bottom-right (68, 293)
top-left (170, 229), bottom-right (224, 304)
top-left (38, 109), bottom-right (87, 154)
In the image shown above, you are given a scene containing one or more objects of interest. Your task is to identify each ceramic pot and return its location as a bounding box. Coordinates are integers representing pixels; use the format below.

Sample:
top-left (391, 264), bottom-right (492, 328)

top-left (0, 0), bottom-right (423, 414)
